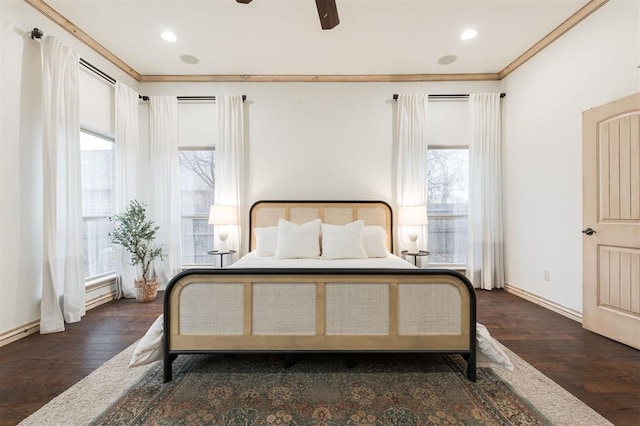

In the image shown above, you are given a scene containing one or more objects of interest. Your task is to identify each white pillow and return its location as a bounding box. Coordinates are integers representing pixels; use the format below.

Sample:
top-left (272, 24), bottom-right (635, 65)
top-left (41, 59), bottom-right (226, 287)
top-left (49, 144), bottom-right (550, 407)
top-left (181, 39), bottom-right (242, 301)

top-left (275, 218), bottom-right (321, 259)
top-left (362, 225), bottom-right (389, 258)
top-left (129, 314), bottom-right (163, 368)
top-left (321, 220), bottom-right (368, 259)
top-left (254, 226), bottom-right (278, 256)
top-left (476, 323), bottom-right (514, 370)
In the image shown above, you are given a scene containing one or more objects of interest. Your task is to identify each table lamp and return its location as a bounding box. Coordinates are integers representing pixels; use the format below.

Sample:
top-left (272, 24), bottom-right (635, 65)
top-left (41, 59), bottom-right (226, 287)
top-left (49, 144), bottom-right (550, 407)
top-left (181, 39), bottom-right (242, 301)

top-left (208, 205), bottom-right (237, 253)
top-left (398, 205), bottom-right (428, 254)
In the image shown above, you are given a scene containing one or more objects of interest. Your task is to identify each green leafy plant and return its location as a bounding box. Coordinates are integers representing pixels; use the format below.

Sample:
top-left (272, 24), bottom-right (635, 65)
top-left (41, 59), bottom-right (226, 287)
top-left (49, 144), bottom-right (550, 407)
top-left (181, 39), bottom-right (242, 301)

top-left (109, 200), bottom-right (165, 283)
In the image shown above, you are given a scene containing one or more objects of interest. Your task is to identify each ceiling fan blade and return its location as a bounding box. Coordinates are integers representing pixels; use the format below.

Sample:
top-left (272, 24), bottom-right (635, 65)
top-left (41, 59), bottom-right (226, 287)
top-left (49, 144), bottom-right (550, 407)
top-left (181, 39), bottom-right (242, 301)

top-left (315, 0), bottom-right (339, 30)
top-left (237, 0), bottom-right (339, 30)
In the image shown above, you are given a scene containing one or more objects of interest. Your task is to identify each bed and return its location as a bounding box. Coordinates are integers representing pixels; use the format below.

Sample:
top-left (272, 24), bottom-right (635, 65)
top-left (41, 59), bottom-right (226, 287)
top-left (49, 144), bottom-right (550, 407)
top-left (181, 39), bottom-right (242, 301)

top-left (163, 200), bottom-right (477, 382)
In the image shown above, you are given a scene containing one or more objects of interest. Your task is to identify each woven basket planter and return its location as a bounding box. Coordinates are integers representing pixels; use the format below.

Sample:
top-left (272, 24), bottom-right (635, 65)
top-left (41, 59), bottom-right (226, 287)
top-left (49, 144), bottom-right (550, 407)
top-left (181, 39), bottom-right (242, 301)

top-left (134, 279), bottom-right (158, 303)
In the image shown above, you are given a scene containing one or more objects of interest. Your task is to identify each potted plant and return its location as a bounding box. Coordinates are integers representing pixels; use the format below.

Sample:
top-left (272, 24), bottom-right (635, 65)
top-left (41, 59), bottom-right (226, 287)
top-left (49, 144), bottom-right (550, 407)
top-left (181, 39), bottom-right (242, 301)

top-left (109, 199), bottom-right (165, 302)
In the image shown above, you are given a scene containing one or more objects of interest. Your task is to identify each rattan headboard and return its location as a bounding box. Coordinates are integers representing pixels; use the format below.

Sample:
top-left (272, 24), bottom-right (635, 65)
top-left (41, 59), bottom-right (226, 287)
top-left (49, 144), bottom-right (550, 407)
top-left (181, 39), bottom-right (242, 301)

top-left (249, 200), bottom-right (393, 252)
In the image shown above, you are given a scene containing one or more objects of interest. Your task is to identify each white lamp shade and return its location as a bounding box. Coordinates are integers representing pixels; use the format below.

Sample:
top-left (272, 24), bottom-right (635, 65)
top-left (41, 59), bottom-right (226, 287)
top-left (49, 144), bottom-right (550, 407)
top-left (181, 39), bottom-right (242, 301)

top-left (398, 205), bottom-right (428, 226)
top-left (208, 205), bottom-right (237, 225)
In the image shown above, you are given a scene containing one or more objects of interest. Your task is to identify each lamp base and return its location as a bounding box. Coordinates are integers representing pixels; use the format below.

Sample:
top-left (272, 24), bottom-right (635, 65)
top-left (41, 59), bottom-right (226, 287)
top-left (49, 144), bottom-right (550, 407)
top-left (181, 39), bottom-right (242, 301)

top-left (407, 231), bottom-right (419, 254)
top-left (218, 230), bottom-right (229, 253)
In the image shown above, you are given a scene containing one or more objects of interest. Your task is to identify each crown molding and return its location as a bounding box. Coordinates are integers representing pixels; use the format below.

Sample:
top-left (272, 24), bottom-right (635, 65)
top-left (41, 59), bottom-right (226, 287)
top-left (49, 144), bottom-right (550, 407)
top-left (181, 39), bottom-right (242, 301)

top-left (139, 73), bottom-right (501, 83)
top-left (24, 0), bottom-right (141, 81)
top-left (499, 0), bottom-right (608, 79)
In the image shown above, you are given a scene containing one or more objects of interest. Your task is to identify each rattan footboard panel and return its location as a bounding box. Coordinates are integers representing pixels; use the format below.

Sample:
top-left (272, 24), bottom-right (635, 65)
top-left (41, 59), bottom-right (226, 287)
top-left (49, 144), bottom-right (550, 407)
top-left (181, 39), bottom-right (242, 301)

top-left (164, 268), bottom-right (476, 382)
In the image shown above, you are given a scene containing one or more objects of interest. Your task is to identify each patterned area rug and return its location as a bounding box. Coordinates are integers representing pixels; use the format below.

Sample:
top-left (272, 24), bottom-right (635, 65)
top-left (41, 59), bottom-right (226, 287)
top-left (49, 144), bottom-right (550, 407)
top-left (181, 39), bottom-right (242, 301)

top-left (92, 353), bottom-right (550, 425)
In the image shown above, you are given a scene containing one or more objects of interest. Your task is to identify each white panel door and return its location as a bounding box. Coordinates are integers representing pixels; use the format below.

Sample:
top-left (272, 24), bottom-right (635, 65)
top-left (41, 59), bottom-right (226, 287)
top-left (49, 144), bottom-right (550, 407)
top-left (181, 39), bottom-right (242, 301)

top-left (583, 93), bottom-right (640, 349)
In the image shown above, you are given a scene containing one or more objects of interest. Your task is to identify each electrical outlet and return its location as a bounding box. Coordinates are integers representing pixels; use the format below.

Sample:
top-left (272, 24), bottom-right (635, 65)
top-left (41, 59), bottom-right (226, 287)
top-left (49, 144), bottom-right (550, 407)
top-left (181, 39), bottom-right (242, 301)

top-left (544, 270), bottom-right (550, 281)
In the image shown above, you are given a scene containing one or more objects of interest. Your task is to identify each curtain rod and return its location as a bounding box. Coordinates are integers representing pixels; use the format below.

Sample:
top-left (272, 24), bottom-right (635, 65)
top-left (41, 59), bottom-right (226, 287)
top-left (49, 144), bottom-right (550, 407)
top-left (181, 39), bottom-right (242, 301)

top-left (31, 27), bottom-right (117, 86)
top-left (31, 28), bottom-right (247, 103)
top-left (80, 59), bottom-right (116, 85)
top-left (393, 93), bottom-right (507, 100)
top-left (138, 95), bottom-right (247, 102)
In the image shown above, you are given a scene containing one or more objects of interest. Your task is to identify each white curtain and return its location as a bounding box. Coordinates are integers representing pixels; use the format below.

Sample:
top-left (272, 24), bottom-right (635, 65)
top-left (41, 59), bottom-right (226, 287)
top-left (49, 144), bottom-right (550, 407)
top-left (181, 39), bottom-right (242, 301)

top-left (40, 36), bottom-right (85, 333)
top-left (114, 82), bottom-right (140, 298)
top-left (467, 93), bottom-right (505, 290)
top-left (215, 95), bottom-right (245, 256)
top-left (395, 94), bottom-right (429, 253)
top-left (149, 96), bottom-right (182, 286)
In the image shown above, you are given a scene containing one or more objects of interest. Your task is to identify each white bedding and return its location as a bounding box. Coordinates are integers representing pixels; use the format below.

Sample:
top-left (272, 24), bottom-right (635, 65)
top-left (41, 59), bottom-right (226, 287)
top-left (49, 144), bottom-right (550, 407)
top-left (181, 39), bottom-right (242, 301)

top-left (229, 251), bottom-right (416, 269)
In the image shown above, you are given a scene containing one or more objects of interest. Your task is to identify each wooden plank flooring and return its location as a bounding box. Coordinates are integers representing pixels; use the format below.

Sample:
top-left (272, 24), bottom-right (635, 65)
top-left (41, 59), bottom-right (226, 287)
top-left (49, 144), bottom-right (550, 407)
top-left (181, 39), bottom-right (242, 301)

top-left (0, 289), bottom-right (638, 425)
top-left (0, 296), bottom-right (163, 425)
top-left (478, 290), bottom-right (639, 425)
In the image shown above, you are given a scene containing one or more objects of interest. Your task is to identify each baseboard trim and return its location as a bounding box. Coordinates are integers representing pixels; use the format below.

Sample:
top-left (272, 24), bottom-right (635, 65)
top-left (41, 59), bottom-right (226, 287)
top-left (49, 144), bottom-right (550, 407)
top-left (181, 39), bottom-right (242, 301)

top-left (504, 284), bottom-right (583, 323)
top-left (85, 291), bottom-right (117, 311)
top-left (0, 291), bottom-right (117, 348)
top-left (0, 320), bottom-right (40, 347)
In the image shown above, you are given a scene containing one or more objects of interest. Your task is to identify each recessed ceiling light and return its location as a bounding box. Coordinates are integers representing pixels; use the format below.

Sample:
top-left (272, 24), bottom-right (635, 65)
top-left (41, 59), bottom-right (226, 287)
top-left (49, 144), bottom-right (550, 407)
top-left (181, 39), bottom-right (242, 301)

top-left (460, 29), bottom-right (477, 41)
top-left (161, 31), bottom-right (177, 42)
top-left (438, 55), bottom-right (457, 65)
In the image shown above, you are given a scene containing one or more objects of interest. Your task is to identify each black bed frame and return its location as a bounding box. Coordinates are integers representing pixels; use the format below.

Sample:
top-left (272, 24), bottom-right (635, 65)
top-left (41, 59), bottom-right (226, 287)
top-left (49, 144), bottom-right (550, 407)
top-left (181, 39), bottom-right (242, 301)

top-left (163, 267), bottom-right (477, 383)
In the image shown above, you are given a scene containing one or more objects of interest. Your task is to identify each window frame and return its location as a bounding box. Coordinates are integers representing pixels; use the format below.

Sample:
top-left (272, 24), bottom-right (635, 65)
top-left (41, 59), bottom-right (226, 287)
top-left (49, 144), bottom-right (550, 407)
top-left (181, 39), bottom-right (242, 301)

top-left (178, 146), bottom-right (216, 267)
top-left (427, 145), bottom-right (469, 269)
top-left (80, 126), bottom-right (116, 283)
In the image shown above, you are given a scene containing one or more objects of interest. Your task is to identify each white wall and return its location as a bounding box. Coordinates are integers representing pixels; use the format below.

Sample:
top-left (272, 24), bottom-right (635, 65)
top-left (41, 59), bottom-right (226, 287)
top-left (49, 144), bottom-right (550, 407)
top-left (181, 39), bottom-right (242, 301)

top-left (142, 81), bottom-right (497, 259)
top-left (500, 0), bottom-right (639, 313)
top-left (143, 81), bottom-right (496, 208)
top-left (0, 0), bottom-right (139, 337)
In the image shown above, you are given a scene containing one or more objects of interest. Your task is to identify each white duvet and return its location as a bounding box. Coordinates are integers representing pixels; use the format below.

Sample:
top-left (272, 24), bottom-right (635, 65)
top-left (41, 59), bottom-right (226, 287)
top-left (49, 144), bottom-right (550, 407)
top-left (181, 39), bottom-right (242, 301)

top-left (228, 251), bottom-right (416, 269)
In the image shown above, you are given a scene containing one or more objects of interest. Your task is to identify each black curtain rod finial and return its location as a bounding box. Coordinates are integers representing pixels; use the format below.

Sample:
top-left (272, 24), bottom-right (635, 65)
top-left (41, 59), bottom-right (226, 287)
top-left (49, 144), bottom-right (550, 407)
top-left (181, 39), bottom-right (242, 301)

top-left (30, 27), bottom-right (43, 40)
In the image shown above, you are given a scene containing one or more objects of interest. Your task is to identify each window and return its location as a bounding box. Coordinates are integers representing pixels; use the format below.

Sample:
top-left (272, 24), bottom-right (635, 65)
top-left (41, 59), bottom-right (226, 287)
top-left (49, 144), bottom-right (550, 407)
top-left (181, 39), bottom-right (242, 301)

top-left (179, 149), bottom-right (215, 265)
top-left (80, 130), bottom-right (115, 279)
top-left (427, 148), bottom-right (469, 266)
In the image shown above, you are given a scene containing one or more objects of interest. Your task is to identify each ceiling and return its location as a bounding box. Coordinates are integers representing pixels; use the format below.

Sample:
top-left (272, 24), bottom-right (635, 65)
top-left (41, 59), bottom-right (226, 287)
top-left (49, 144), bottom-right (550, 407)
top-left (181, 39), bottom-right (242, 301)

top-left (38, 0), bottom-right (597, 80)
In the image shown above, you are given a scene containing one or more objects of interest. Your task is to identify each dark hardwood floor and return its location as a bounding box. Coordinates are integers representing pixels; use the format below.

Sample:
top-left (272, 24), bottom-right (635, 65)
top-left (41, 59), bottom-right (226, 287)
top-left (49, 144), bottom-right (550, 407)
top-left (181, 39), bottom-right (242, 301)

top-left (0, 295), bottom-right (163, 425)
top-left (477, 290), bottom-right (639, 426)
top-left (0, 290), bottom-right (638, 425)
